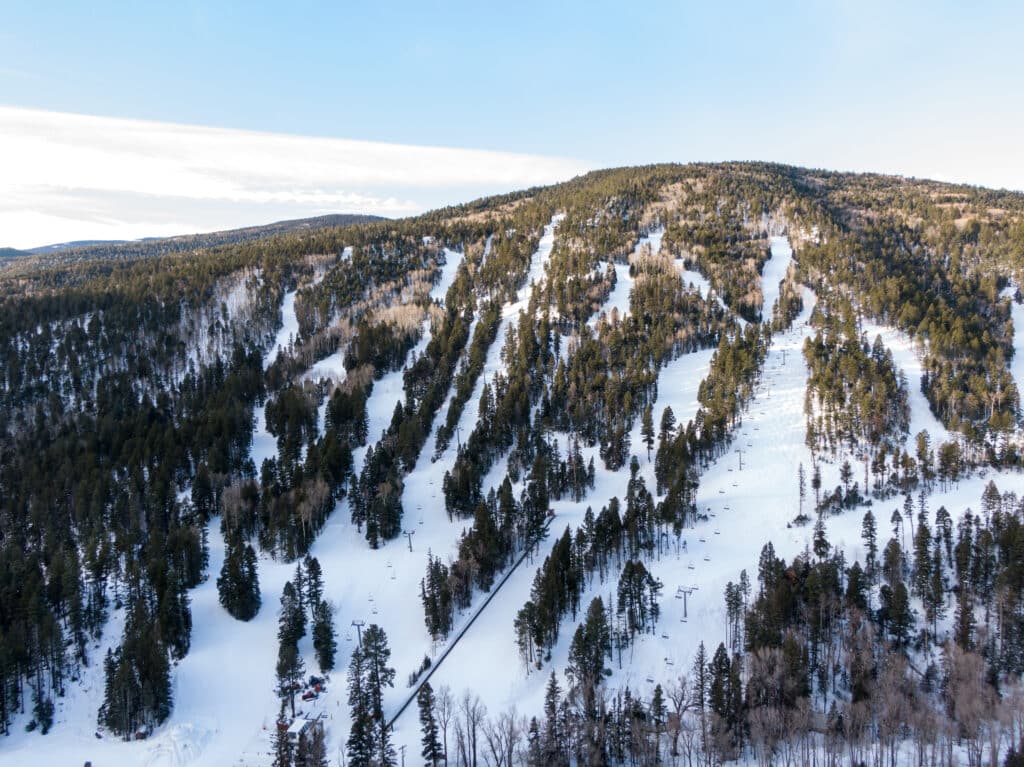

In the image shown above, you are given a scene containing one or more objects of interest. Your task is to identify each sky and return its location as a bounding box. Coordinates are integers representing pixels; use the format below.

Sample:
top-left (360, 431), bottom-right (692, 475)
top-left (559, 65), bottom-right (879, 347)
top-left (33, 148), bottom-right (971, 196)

top-left (1, 0), bottom-right (1023, 249)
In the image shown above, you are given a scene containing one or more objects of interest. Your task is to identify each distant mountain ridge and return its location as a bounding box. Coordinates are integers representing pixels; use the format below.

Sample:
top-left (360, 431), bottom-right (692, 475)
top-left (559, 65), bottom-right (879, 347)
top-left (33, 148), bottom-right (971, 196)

top-left (26, 239), bottom-right (133, 253)
top-left (2, 213), bottom-right (386, 271)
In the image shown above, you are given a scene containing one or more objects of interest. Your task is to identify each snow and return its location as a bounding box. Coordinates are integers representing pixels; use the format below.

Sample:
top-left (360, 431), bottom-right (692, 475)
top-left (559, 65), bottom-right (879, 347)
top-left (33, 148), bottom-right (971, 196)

top-left (860, 318), bottom-right (954, 449)
top-left (431, 248), bottom-right (464, 303)
top-left (304, 351), bottom-right (347, 386)
top-left (676, 262), bottom-right (740, 326)
top-left (588, 264), bottom-right (633, 329)
top-left (20, 233), bottom-right (1024, 767)
top-left (1003, 284), bottom-right (1024, 426)
top-left (385, 238), bottom-right (814, 739)
top-left (761, 234), bottom-right (792, 321)
top-left (265, 290), bottom-right (299, 371)
top-left (588, 227), bottom-right (663, 329)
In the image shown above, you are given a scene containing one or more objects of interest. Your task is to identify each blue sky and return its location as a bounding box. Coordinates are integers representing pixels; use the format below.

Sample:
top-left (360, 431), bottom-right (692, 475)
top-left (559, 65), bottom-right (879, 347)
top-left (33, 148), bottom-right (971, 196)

top-left (1, 0), bottom-right (1023, 247)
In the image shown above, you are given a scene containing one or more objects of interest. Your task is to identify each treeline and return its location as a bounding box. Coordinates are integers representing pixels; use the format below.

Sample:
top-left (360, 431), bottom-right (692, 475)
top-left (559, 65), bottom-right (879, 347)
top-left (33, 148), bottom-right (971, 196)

top-left (655, 323), bottom-right (771, 523)
top-left (0, 345), bottom-right (262, 735)
top-left (512, 459), bottom-right (678, 669)
top-left (796, 205), bottom-right (1019, 451)
top-left (803, 295), bottom-right (910, 457)
top-left (423, 435), bottom-right (593, 643)
top-left (414, 481), bottom-right (1024, 767)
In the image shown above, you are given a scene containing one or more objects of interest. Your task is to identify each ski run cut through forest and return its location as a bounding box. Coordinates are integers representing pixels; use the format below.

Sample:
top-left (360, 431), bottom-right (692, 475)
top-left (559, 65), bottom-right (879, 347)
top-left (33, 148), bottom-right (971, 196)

top-left (5, 165), bottom-right (1024, 767)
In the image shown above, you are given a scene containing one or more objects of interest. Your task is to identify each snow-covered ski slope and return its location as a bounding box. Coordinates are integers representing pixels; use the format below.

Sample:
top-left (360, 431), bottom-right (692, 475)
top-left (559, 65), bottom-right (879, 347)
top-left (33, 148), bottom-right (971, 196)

top-left (17, 230), bottom-right (1024, 767)
top-left (589, 226), bottom-right (661, 329)
top-left (761, 234), bottom-right (792, 320)
top-left (392, 234), bottom-right (1024, 750)
top-left (860, 319), bottom-right (954, 450)
top-left (1003, 283), bottom-right (1024, 424)
top-left (388, 234), bottom-right (802, 746)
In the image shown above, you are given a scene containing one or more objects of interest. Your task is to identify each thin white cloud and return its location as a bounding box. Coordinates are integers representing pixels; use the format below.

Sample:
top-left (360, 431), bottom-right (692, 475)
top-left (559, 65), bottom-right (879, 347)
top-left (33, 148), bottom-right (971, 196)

top-left (0, 106), bottom-right (590, 249)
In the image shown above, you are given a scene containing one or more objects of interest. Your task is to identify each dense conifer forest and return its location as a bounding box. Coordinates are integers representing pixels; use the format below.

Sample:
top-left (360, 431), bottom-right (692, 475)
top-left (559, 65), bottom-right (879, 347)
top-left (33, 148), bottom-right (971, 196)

top-left (5, 162), bottom-right (1024, 765)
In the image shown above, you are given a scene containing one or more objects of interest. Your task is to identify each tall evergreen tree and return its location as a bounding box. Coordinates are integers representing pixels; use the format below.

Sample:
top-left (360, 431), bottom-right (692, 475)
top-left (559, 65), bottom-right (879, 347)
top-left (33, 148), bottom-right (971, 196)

top-left (218, 541), bottom-right (261, 621)
top-left (417, 681), bottom-right (442, 767)
top-left (347, 645), bottom-right (374, 767)
top-left (276, 642), bottom-right (305, 718)
top-left (349, 624), bottom-right (396, 767)
top-left (304, 556), bottom-right (324, 621)
top-left (312, 601), bottom-right (337, 672)
top-left (273, 700), bottom-right (295, 767)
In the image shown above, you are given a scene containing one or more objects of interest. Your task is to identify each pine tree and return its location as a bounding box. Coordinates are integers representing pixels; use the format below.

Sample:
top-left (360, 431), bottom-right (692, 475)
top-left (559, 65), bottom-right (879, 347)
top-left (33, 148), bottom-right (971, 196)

top-left (542, 671), bottom-right (565, 766)
top-left (273, 701), bottom-right (295, 767)
top-left (238, 543), bottom-right (262, 620)
top-left (307, 725), bottom-right (330, 767)
top-left (347, 645), bottom-right (374, 767)
top-left (913, 512), bottom-right (933, 600)
top-left (293, 560), bottom-right (306, 616)
top-left (279, 581), bottom-right (306, 648)
top-left (861, 509), bottom-right (878, 584)
top-left (813, 515), bottom-right (830, 560)
top-left (418, 682), bottom-right (442, 767)
top-left (312, 601), bottom-right (337, 672)
top-left (839, 460), bottom-right (853, 496)
top-left (693, 641), bottom-right (710, 757)
top-left (651, 683), bottom-right (666, 757)
top-left (797, 463), bottom-right (806, 517)
top-left (304, 555), bottom-right (324, 620)
top-left (276, 642), bottom-right (305, 718)
top-left (954, 577), bottom-right (975, 650)
top-left (362, 625), bottom-right (396, 767)
top-left (641, 405), bottom-right (655, 462)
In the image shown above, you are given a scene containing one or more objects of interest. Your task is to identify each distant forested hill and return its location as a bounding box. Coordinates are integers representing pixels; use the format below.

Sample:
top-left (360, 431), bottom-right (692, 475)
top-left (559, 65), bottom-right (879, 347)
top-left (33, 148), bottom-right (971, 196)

top-left (1, 213), bottom-right (385, 275)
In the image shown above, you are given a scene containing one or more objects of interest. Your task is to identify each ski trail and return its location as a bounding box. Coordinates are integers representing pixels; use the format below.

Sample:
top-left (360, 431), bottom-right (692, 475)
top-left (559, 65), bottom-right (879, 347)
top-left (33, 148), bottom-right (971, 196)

top-left (436, 214), bottom-right (563, 466)
top-left (388, 230), bottom-right (765, 744)
top-left (1002, 283), bottom-right (1024, 429)
top-left (588, 226), bottom-right (663, 329)
top-left (859, 319), bottom-right (953, 449)
top-left (762, 234), bottom-right (793, 321)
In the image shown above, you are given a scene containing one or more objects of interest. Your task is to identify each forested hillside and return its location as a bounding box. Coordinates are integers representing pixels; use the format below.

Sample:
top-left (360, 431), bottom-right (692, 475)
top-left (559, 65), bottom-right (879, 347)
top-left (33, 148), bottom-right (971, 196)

top-left (3, 163), bottom-right (1024, 767)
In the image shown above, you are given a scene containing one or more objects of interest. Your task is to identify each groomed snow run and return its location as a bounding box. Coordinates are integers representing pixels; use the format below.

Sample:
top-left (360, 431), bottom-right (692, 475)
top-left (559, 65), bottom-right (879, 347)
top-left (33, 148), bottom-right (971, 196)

top-left (589, 227), bottom-right (663, 329)
top-left (761, 234), bottom-right (792, 321)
